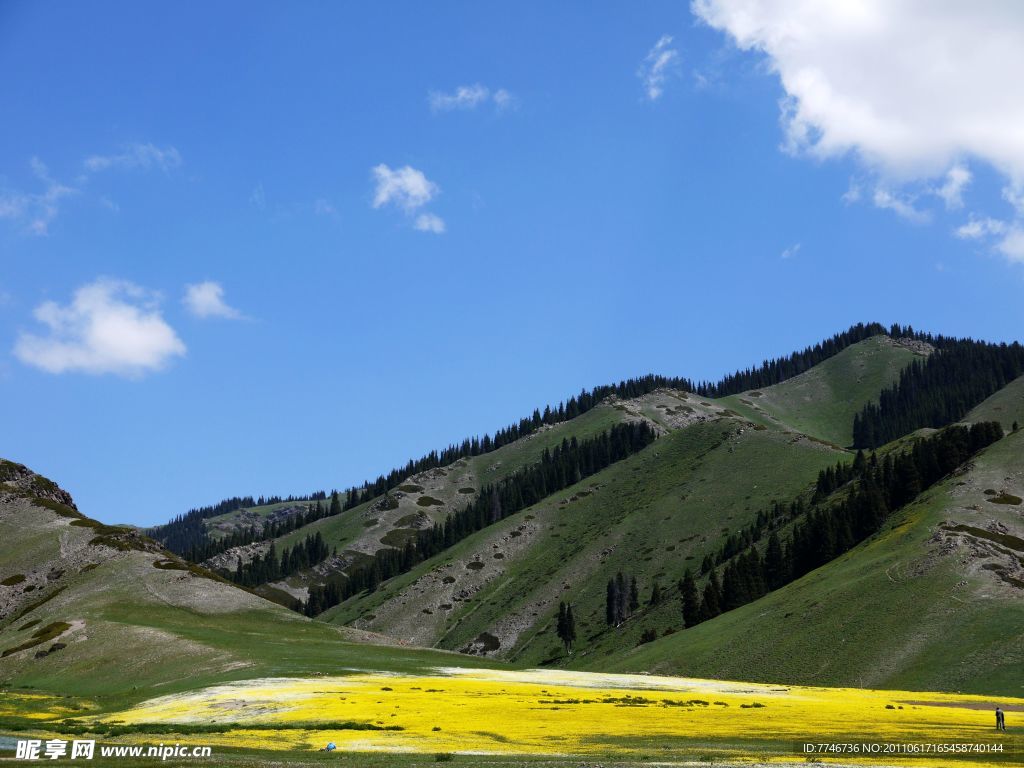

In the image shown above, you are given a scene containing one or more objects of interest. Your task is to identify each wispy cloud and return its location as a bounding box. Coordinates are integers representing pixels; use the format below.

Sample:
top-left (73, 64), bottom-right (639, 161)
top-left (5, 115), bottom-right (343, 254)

top-left (14, 278), bottom-right (186, 377)
top-left (492, 89), bottom-right (514, 110)
top-left (183, 281), bottom-right (244, 320)
top-left (638, 35), bottom-right (680, 101)
top-left (933, 164), bottom-right (971, 210)
top-left (429, 84), bottom-right (516, 113)
top-left (780, 242), bottom-right (801, 260)
top-left (249, 183), bottom-right (266, 210)
top-left (1, 143), bottom-right (181, 236)
top-left (0, 158), bottom-right (78, 236)
top-left (955, 216), bottom-right (1007, 240)
top-left (83, 143), bottom-right (181, 173)
top-left (414, 213), bottom-right (446, 234)
top-left (872, 187), bottom-right (930, 224)
top-left (314, 198), bottom-right (338, 218)
top-left (955, 215), bottom-right (1024, 264)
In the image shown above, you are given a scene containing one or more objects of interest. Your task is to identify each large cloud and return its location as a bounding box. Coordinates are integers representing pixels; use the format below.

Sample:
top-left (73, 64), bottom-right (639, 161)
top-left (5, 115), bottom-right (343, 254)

top-left (14, 279), bottom-right (186, 377)
top-left (692, 1), bottom-right (1024, 261)
top-left (693, 1), bottom-right (1024, 179)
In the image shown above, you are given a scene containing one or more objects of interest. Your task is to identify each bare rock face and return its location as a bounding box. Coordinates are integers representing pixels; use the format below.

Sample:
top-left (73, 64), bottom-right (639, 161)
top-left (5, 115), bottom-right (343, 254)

top-left (0, 459), bottom-right (78, 510)
top-left (892, 336), bottom-right (935, 356)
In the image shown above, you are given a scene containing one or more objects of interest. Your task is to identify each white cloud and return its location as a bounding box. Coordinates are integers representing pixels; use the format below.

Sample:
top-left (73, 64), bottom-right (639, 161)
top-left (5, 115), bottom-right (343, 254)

top-left (83, 143), bottom-right (182, 173)
top-left (780, 242), bottom-right (801, 259)
top-left (840, 181), bottom-right (862, 205)
top-left (693, 1), bottom-right (1024, 180)
top-left (14, 279), bottom-right (186, 377)
top-left (638, 35), bottom-right (680, 101)
top-left (430, 84), bottom-right (489, 112)
top-left (996, 227), bottom-right (1024, 263)
top-left (872, 187), bottom-right (929, 224)
top-left (934, 164), bottom-right (972, 210)
top-left (952, 215), bottom-right (1023, 263)
top-left (693, 1), bottom-right (1024, 263)
top-left (371, 165), bottom-right (446, 232)
top-left (183, 281), bottom-right (243, 320)
top-left (492, 89), bottom-right (515, 110)
top-left (0, 158), bottom-right (78, 236)
top-left (372, 164), bottom-right (438, 212)
top-left (1003, 183), bottom-right (1024, 216)
top-left (414, 213), bottom-right (446, 234)
top-left (3, 144), bottom-right (180, 236)
top-left (429, 84), bottom-right (516, 113)
top-left (955, 216), bottom-right (1007, 240)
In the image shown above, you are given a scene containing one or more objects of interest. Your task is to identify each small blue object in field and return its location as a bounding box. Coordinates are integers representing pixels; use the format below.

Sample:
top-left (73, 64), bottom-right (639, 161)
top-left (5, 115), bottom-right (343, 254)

top-left (326, 742), bottom-right (336, 751)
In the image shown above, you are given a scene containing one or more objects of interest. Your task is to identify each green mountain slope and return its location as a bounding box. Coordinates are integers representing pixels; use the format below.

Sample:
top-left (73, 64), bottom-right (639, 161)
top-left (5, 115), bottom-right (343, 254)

top-left (603, 428), bottom-right (1024, 697)
top-left (0, 461), bottom-right (494, 707)
top-left (224, 396), bottom-right (733, 608)
top-left (201, 336), bottom-right (927, 668)
top-left (965, 373), bottom-right (1024, 431)
top-left (319, 405), bottom-right (843, 663)
top-left (719, 335), bottom-right (928, 446)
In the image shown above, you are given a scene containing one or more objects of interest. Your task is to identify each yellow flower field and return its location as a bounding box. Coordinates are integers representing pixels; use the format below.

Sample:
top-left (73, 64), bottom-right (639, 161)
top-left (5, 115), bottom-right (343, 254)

top-left (91, 667), bottom-right (1022, 766)
top-left (0, 691), bottom-right (91, 720)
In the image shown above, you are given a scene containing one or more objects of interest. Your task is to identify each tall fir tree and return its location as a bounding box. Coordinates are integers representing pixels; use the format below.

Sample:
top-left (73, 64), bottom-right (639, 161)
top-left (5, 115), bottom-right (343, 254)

top-left (679, 569), bottom-right (701, 628)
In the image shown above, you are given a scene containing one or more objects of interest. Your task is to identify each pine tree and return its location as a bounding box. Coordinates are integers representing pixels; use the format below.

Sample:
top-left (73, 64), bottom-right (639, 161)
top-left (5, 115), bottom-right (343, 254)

top-left (606, 579), bottom-right (618, 626)
top-left (628, 576), bottom-right (640, 614)
top-left (648, 581), bottom-right (662, 607)
top-left (557, 602), bottom-right (568, 649)
top-left (615, 572), bottom-right (628, 624)
top-left (680, 569), bottom-right (700, 628)
top-left (700, 569), bottom-right (722, 621)
top-left (764, 531), bottom-right (785, 590)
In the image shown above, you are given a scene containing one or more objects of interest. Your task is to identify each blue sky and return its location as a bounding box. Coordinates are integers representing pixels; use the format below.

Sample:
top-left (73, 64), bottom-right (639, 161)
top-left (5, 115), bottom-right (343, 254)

top-left (2, 1), bottom-right (1023, 526)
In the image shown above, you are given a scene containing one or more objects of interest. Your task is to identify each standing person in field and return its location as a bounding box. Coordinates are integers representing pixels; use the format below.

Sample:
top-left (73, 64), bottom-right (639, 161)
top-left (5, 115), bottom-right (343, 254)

top-left (995, 707), bottom-right (1005, 731)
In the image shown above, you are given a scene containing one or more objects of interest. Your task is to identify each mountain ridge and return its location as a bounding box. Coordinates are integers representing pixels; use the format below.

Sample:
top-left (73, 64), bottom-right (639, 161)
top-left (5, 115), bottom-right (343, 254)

top-left (5, 324), bottom-right (1023, 703)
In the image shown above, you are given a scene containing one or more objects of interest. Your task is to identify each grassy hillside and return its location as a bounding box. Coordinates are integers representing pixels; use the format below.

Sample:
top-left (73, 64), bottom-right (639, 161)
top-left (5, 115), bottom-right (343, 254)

top-left (258, 404), bottom-right (628, 554)
top-left (718, 335), bottom-right (925, 446)
top-left (304, 337), bottom-right (921, 663)
top-left (195, 336), bottom-right (923, 609)
top-left (965, 373), bottom-right (1024, 431)
top-left (320, 411), bottom-right (843, 664)
top-left (235, 397), bottom-right (737, 607)
top-left (604, 428), bottom-right (1024, 697)
top-left (200, 403), bottom-right (632, 547)
top-left (0, 463), bottom-right (496, 709)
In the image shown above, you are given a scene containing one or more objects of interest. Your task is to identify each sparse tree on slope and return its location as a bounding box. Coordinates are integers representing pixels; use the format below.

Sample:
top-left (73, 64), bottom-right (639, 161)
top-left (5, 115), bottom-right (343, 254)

top-left (680, 569), bottom-right (701, 628)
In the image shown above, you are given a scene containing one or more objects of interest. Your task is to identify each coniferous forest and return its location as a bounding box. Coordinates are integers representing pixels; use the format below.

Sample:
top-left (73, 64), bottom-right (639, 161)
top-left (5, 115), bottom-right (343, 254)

top-left (304, 421), bottom-right (657, 615)
top-left (230, 532), bottom-right (331, 588)
top-left (852, 341), bottom-right (1024, 447)
top-left (677, 421), bottom-right (1003, 630)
